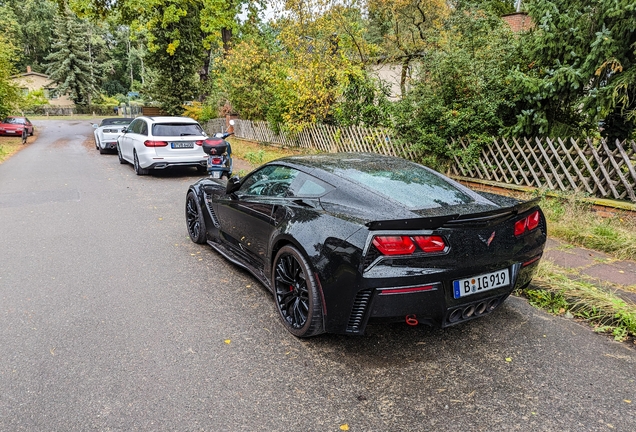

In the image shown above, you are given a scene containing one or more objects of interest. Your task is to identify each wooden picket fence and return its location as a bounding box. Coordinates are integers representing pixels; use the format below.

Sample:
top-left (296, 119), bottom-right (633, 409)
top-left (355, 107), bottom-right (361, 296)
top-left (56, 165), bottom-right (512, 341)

top-left (449, 137), bottom-right (636, 203)
top-left (206, 118), bottom-right (636, 203)
top-left (213, 118), bottom-right (416, 159)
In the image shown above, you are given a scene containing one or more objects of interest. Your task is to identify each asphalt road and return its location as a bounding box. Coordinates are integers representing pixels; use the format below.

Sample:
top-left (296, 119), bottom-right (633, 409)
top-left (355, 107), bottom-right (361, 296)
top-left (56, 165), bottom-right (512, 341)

top-left (0, 120), bottom-right (634, 431)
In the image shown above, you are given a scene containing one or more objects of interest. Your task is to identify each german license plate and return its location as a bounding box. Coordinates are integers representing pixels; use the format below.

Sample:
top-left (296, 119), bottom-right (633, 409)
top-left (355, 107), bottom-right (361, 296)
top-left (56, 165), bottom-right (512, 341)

top-left (453, 269), bottom-right (510, 299)
top-left (171, 142), bottom-right (194, 149)
top-left (211, 171), bottom-right (221, 178)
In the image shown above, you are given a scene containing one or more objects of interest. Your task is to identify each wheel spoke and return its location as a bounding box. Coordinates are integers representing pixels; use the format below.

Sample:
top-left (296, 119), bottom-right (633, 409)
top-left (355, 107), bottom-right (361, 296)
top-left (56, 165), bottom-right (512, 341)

top-left (274, 253), bottom-right (311, 329)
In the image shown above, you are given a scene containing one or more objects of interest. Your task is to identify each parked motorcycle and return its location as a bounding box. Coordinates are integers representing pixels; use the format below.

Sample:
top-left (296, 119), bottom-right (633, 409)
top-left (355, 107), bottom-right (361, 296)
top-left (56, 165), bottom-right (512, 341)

top-left (202, 120), bottom-right (235, 179)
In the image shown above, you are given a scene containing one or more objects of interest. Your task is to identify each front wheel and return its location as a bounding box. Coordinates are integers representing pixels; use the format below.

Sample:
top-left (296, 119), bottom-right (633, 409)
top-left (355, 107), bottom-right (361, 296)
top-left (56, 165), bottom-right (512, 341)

top-left (272, 246), bottom-right (324, 337)
top-left (185, 191), bottom-right (206, 244)
top-left (117, 144), bottom-right (126, 164)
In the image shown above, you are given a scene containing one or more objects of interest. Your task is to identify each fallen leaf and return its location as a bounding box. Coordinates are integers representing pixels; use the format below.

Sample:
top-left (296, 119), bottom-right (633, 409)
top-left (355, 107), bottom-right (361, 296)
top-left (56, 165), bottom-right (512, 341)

top-left (505, 357), bottom-right (512, 362)
top-left (340, 425), bottom-right (349, 431)
top-left (618, 270), bottom-right (625, 274)
top-left (624, 400), bottom-right (632, 404)
top-left (224, 339), bottom-right (231, 344)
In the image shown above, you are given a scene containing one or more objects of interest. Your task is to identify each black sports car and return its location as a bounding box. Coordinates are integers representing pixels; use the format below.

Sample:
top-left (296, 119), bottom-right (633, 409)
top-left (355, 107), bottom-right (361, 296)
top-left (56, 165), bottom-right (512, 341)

top-left (185, 153), bottom-right (546, 337)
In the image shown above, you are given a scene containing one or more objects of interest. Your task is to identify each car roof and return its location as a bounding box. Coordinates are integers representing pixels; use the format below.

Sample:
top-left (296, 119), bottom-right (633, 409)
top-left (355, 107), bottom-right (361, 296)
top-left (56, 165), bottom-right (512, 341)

top-left (141, 116), bottom-right (199, 124)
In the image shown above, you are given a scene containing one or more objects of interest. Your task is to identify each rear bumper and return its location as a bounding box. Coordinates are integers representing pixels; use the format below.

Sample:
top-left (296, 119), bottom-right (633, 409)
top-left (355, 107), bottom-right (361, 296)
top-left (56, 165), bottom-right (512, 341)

top-left (147, 159), bottom-right (208, 170)
top-left (325, 252), bottom-right (543, 335)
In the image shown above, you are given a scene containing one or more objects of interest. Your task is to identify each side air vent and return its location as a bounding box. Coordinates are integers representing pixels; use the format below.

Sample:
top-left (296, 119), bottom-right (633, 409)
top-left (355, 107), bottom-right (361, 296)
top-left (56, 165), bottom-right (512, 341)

top-left (203, 192), bottom-right (220, 228)
top-left (346, 289), bottom-right (373, 333)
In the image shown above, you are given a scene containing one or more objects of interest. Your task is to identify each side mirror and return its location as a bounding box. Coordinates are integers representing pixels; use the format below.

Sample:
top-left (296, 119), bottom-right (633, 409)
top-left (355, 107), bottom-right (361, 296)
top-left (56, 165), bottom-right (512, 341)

top-left (214, 132), bottom-right (223, 138)
top-left (226, 176), bottom-right (241, 195)
top-left (121, 127), bottom-right (127, 133)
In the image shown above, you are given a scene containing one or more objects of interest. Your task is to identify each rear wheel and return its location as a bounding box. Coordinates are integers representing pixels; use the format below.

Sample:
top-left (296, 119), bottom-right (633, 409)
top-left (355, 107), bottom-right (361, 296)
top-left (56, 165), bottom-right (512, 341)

top-left (133, 150), bottom-right (149, 175)
top-left (273, 246), bottom-right (324, 337)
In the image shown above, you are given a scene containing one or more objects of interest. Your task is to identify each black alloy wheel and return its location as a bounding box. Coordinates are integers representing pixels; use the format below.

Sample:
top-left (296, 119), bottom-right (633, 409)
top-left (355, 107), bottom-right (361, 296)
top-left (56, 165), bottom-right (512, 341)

top-left (117, 144), bottom-right (126, 164)
top-left (133, 150), bottom-right (149, 175)
top-left (185, 191), bottom-right (206, 244)
top-left (273, 246), bottom-right (324, 337)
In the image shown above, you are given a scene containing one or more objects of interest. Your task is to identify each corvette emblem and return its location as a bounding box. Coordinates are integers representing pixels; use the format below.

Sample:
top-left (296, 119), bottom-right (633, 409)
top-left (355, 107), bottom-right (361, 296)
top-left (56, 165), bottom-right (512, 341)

top-left (479, 231), bottom-right (496, 246)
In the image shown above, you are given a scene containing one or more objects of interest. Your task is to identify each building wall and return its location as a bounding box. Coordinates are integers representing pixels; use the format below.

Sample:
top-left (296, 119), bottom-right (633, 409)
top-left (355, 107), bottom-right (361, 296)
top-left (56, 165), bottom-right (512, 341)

top-left (10, 71), bottom-right (75, 107)
top-left (502, 12), bottom-right (534, 33)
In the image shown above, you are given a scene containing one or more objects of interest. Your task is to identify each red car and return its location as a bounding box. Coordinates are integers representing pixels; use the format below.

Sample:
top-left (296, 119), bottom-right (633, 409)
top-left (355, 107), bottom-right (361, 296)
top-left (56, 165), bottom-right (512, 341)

top-left (0, 116), bottom-right (34, 136)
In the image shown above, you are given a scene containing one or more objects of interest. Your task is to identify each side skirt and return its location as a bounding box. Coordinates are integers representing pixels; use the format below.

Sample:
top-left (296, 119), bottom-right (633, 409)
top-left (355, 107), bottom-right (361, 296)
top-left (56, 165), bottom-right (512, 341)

top-left (207, 239), bottom-right (272, 292)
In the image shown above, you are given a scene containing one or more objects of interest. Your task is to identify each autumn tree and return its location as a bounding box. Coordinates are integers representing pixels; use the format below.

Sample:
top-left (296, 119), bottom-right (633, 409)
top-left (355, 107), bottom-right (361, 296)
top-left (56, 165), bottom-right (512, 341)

top-left (0, 34), bottom-right (21, 118)
top-left (367, 0), bottom-right (450, 97)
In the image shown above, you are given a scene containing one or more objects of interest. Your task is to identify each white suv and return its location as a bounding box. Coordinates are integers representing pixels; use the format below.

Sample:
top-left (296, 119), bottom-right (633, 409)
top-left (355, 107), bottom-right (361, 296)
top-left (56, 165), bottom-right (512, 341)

top-left (117, 116), bottom-right (208, 175)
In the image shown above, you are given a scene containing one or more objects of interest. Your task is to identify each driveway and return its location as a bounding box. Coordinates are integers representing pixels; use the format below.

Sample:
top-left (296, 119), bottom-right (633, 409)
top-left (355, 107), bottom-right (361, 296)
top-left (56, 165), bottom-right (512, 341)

top-left (0, 120), bottom-right (634, 431)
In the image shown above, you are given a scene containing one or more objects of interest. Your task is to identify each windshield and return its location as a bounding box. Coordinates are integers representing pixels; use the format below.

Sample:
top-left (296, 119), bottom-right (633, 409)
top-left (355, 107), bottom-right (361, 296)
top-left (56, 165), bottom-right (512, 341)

top-left (152, 123), bottom-right (204, 137)
top-left (3, 117), bottom-right (25, 124)
top-left (101, 118), bottom-right (133, 126)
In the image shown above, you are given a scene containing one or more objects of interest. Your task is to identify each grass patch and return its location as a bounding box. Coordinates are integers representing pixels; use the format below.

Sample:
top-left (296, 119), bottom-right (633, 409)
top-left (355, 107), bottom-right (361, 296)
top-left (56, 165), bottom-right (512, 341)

top-left (538, 192), bottom-right (636, 261)
top-left (0, 136), bottom-right (27, 163)
top-left (229, 137), bottom-right (316, 167)
top-left (520, 261), bottom-right (636, 341)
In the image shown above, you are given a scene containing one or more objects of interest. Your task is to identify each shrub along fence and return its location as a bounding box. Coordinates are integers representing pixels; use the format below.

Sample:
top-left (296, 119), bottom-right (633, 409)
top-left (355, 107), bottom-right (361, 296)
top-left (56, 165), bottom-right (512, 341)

top-left (207, 118), bottom-right (636, 203)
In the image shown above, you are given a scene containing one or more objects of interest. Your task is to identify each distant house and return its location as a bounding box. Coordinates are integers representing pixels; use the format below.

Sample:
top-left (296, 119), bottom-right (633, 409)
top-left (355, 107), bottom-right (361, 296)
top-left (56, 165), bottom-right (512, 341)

top-left (502, 12), bottom-right (534, 33)
top-left (9, 66), bottom-right (74, 107)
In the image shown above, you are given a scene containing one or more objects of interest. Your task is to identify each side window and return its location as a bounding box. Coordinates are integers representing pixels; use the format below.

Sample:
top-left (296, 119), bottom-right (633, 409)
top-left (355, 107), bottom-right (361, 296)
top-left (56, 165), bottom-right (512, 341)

top-left (128, 120), bottom-right (140, 133)
top-left (139, 121), bottom-right (148, 136)
top-left (289, 172), bottom-right (332, 197)
top-left (239, 165), bottom-right (299, 197)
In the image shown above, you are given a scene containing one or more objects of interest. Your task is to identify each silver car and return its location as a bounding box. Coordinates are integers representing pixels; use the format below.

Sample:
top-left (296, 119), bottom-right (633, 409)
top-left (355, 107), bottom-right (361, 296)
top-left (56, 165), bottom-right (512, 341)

top-left (117, 116), bottom-right (208, 175)
top-left (93, 118), bottom-right (134, 154)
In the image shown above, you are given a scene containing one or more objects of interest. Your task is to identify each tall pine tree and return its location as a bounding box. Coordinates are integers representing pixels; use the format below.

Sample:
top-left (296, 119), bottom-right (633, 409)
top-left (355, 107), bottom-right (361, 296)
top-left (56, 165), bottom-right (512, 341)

top-left (45, 5), bottom-right (94, 105)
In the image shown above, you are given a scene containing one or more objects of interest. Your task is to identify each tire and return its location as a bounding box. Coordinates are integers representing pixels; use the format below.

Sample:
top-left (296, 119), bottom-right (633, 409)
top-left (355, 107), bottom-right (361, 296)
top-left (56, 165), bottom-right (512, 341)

top-left (272, 245), bottom-right (324, 337)
top-left (95, 136), bottom-right (99, 150)
top-left (185, 191), bottom-right (207, 244)
top-left (133, 150), bottom-right (149, 175)
top-left (117, 144), bottom-right (127, 164)
top-left (98, 143), bottom-right (106, 154)
top-left (29, 128), bottom-right (33, 137)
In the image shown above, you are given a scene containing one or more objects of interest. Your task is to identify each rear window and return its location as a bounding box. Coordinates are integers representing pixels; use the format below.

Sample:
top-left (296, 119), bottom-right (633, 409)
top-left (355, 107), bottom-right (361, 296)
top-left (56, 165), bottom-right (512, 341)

top-left (329, 160), bottom-right (482, 210)
top-left (152, 123), bottom-right (203, 137)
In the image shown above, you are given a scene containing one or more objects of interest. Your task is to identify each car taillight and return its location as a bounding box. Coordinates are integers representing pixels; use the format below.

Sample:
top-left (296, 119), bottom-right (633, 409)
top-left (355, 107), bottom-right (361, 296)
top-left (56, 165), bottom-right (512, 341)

top-left (372, 236), bottom-right (415, 255)
top-left (413, 235), bottom-right (446, 253)
top-left (195, 140), bottom-right (203, 146)
top-left (515, 210), bottom-right (541, 236)
top-left (372, 235), bottom-right (447, 255)
top-left (144, 140), bottom-right (168, 147)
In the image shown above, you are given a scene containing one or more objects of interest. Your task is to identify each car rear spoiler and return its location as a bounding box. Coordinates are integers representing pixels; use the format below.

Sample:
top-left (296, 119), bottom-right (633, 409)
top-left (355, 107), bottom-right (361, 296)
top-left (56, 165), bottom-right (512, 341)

top-left (365, 198), bottom-right (541, 231)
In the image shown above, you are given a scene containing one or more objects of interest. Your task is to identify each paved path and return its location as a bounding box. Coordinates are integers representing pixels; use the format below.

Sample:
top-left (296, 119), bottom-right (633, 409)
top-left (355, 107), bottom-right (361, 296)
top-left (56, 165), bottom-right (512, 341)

top-left (544, 238), bottom-right (636, 303)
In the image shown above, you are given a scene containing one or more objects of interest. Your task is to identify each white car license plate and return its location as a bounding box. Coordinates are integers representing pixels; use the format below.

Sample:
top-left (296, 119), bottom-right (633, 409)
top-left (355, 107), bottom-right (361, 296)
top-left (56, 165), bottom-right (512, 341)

top-left (171, 142), bottom-right (194, 149)
top-left (453, 269), bottom-right (510, 299)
